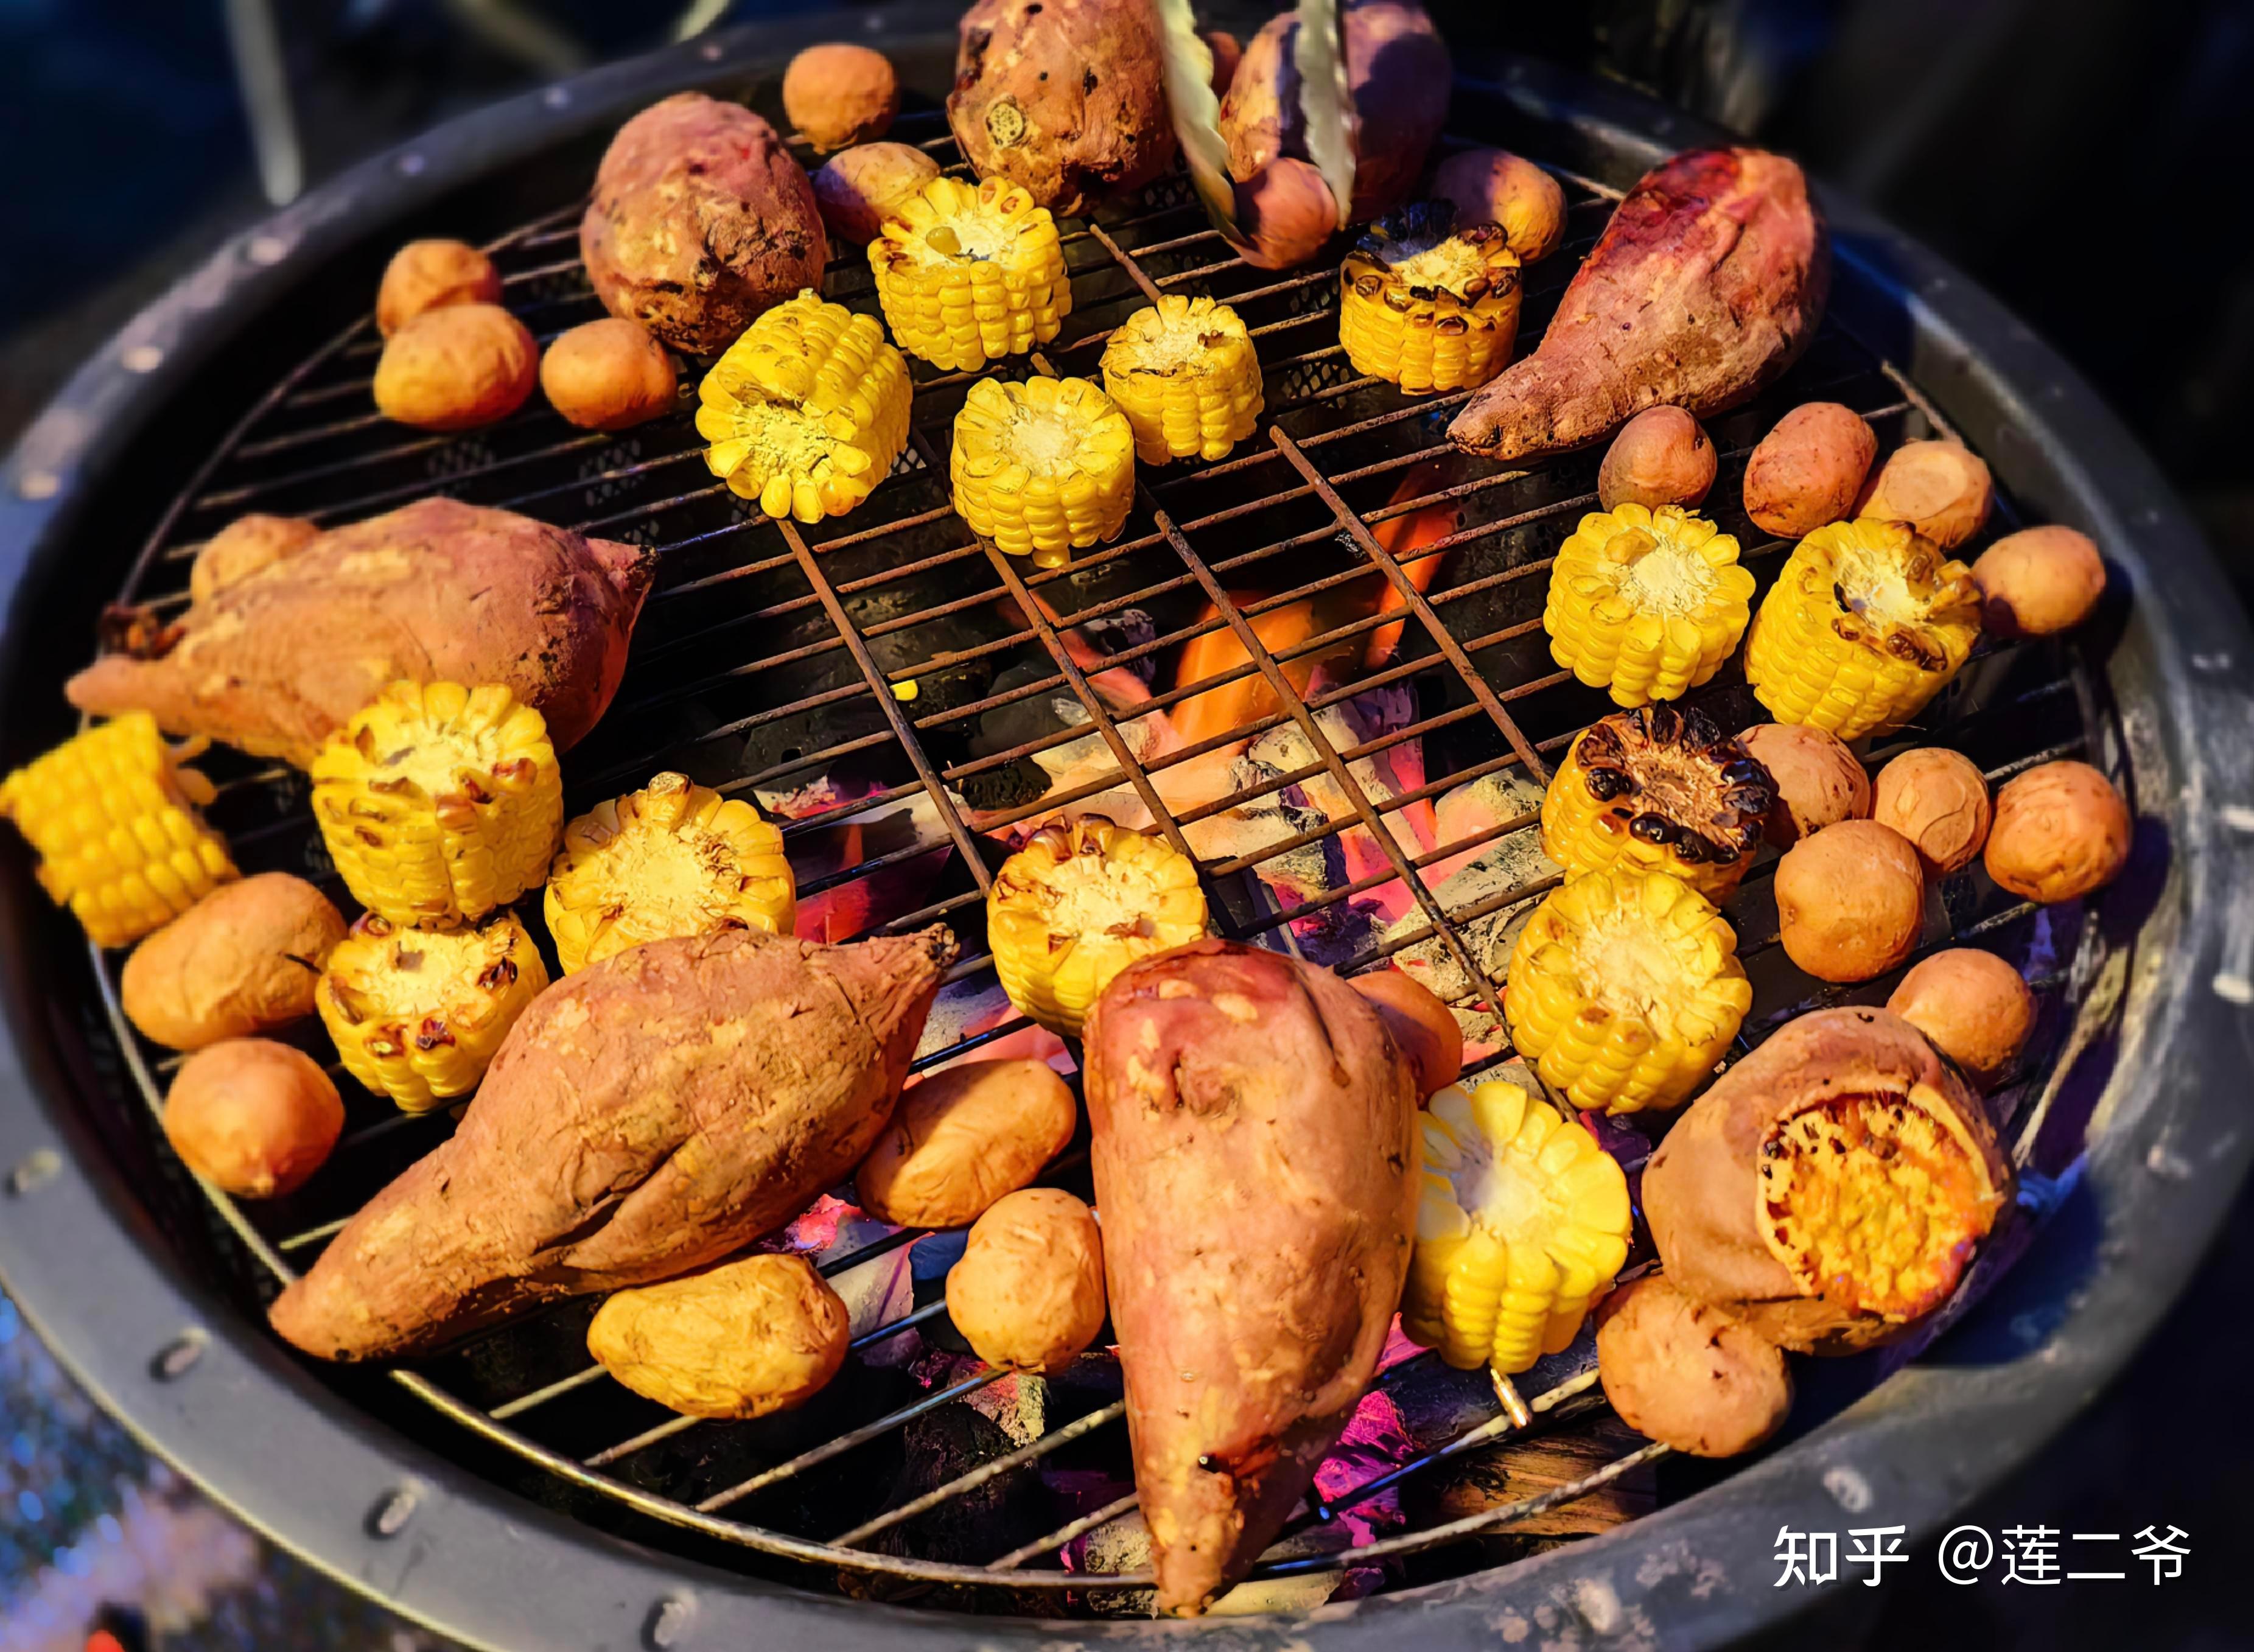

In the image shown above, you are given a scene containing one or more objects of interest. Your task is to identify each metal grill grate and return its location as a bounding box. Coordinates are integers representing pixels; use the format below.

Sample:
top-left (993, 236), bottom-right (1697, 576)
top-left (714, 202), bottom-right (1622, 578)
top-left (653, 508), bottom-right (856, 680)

top-left (88, 104), bottom-right (2105, 1609)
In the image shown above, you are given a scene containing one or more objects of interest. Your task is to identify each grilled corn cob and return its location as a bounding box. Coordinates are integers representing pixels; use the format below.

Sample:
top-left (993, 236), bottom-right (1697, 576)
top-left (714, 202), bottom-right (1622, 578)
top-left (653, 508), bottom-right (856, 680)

top-left (870, 177), bottom-right (1069, 372)
top-left (1339, 203), bottom-right (1522, 395)
top-left (1743, 517), bottom-right (1983, 741)
top-left (1097, 295), bottom-right (1263, 465)
top-left (1544, 504), bottom-right (1756, 706)
top-left (1403, 1079), bottom-right (1633, 1375)
top-left (316, 909), bottom-right (548, 1111)
top-left (950, 376), bottom-right (1134, 569)
top-left (0, 713), bottom-right (237, 948)
top-left (1539, 705), bottom-right (1774, 902)
top-left (696, 289), bottom-right (912, 524)
top-left (310, 682), bottom-right (561, 929)
top-left (986, 816), bottom-right (1207, 1038)
top-left (1504, 867), bottom-right (1751, 1116)
top-left (544, 771), bottom-right (795, 975)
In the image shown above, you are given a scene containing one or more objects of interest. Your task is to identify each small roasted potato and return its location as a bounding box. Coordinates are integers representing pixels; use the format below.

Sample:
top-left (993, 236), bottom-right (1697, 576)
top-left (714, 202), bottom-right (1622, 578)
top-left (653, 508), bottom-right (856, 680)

top-left (1775, 819), bottom-right (1927, 983)
top-left (855, 1058), bottom-right (1077, 1228)
top-left (376, 239), bottom-right (501, 338)
top-left (783, 42), bottom-right (898, 151)
top-left (1888, 948), bottom-right (2036, 1089)
top-left (1984, 760), bottom-right (2131, 903)
top-left (1857, 439), bottom-right (1993, 550)
top-left (947, 1188), bottom-right (1106, 1374)
top-left (587, 1254), bottom-right (849, 1419)
top-left (1741, 403), bottom-right (1875, 540)
top-left (1348, 968), bottom-right (1463, 1097)
top-left (811, 142), bottom-right (941, 244)
top-left (1973, 525), bottom-right (2107, 637)
top-left (1430, 147), bottom-right (1566, 263)
top-left (1597, 407), bottom-right (1716, 511)
top-left (373, 303), bottom-right (538, 431)
top-left (1233, 157), bottom-right (1340, 272)
top-left (1202, 29), bottom-right (1243, 96)
top-left (1872, 747), bottom-right (1991, 876)
top-left (122, 873), bottom-right (346, 1051)
top-left (1737, 722), bottom-right (1869, 847)
top-left (539, 318), bottom-right (677, 432)
top-left (163, 1039), bottom-right (342, 1199)
top-left (1597, 1275), bottom-right (1791, 1458)
top-left (189, 513), bottom-right (320, 607)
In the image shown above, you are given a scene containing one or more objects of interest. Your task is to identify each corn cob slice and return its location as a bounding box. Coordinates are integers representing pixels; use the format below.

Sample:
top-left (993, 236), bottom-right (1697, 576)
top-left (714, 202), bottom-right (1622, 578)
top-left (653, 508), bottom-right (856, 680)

top-left (544, 771), bottom-right (796, 975)
top-left (1539, 705), bottom-right (1774, 902)
top-left (870, 177), bottom-right (1069, 372)
top-left (1097, 295), bottom-right (1264, 465)
top-left (696, 290), bottom-right (912, 525)
top-left (1504, 867), bottom-right (1751, 1116)
top-left (1339, 202), bottom-right (1522, 395)
top-left (1402, 1079), bottom-right (1633, 1376)
top-left (316, 909), bottom-right (548, 1111)
top-left (1544, 504), bottom-right (1756, 706)
top-left (310, 682), bottom-right (561, 929)
top-left (986, 816), bottom-right (1207, 1038)
top-left (0, 713), bottom-right (237, 948)
top-left (950, 376), bottom-right (1134, 569)
top-left (1743, 517), bottom-right (1983, 741)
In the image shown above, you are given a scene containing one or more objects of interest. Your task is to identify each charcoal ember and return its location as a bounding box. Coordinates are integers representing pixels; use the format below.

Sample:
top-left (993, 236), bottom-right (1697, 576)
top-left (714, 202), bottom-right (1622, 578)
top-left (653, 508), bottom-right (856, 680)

top-left (1067, 1505), bottom-right (1363, 1617)
top-left (1380, 769), bottom-right (1553, 1037)
top-left (958, 757), bottom-right (1050, 813)
top-left (1396, 1409), bottom-right (1658, 1541)
top-left (974, 657), bottom-right (1090, 758)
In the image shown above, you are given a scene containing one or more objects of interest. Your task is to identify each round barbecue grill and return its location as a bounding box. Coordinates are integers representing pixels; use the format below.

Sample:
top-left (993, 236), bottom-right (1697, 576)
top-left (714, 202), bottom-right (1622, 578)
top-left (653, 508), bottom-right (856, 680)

top-left (2, 7), bottom-right (2250, 1648)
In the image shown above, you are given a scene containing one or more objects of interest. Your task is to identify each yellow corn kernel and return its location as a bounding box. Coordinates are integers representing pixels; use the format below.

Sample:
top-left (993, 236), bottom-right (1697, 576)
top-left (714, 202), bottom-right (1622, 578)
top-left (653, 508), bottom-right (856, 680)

top-left (986, 816), bottom-right (1207, 1038)
top-left (1539, 706), bottom-right (1773, 902)
top-left (1098, 295), bottom-right (1263, 464)
top-left (1339, 203), bottom-right (1522, 395)
top-left (544, 771), bottom-right (795, 975)
top-left (310, 682), bottom-right (561, 929)
top-left (696, 289), bottom-right (912, 525)
top-left (1503, 867), bottom-right (1751, 1116)
top-left (1544, 504), bottom-right (1757, 706)
top-left (870, 177), bottom-right (1069, 372)
top-left (0, 713), bottom-right (237, 948)
top-left (1743, 517), bottom-right (1982, 741)
top-left (950, 375), bottom-right (1134, 569)
top-left (316, 909), bottom-right (548, 1111)
top-left (1402, 1079), bottom-right (1633, 1376)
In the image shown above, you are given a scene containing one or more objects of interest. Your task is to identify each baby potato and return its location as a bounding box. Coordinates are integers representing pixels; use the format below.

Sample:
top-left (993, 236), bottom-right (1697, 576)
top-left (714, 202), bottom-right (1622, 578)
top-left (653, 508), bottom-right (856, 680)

top-left (1348, 968), bottom-right (1463, 1097)
top-left (189, 513), bottom-right (320, 607)
top-left (1597, 407), bottom-right (1715, 511)
top-left (1737, 722), bottom-right (1869, 847)
top-left (376, 238), bottom-right (502, 337)
top-left (855, 1057), bottom-right (1077, 1228)
top-left (1202, 29), bottom-right (1243, 96)
top-left (539, 318), bottom-right (677, 432)
top-left (1430, 147), bottom-right (1566, 263)
top-left (1774, 819), bottom-right (1927, 983)
top-left (1973, 525), bottom-right (2106, 637)
top-left (163, 1038), bottom-right (343, 1199)
top-left (1888, 948), bottom-right (2035, 1089)
top-left (947, 1188), bottom-right (1106, 1374)
top-left (1857, 439), bottom-right (1993, 550)
top-left (373, 303), bottom-right (538, 431)
top-left (587, 1254), bottom-right (849, 1419)
top-left (811, 142), bottom-right (943, 245)
top-left (1984, 760), bottom-right (2131, 903)
top-left (1234, 156), bottom-right (1340, 272)
top-left (1597, 1275), bottom-right (1791, 1458)
top-left (1872, 747), bottom-right (1992, 877)
top-left (783, 42), bottom-right (899, 151)
top-left (1741, 402), bottom-right (1876, 539)
top-left (122, 873), bottom-right (346, 1051)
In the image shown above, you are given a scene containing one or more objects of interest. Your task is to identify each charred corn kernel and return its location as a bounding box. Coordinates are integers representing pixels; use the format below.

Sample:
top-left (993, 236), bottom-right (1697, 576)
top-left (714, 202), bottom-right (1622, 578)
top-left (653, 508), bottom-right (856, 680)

top-left (987, 816), bottom-right (1207, 1038)
top-left (317, 909), bottom-right (547, 1111)
top-left (1402, 1079), bottom-right (1633, 1376)
top-left (312, 682), bottom-right (561, 928)
top-left (696, 290), bottom-right (911, 525)
top-left (1744, 517), bottom-right (1982, 741)
top-left (0, 713), bottom-right (237, 948)
top-left (951, 376), bottom-right (1133, 569)
top-left (1544, 504), bottom-right (1756, 706)
top-left (1339, 203), bottom-right (1522, 395)
top-left (1539, 705), bottom-right (1774, 902)
top-left (870, 177), bottom-right (1069, 372)
top-left (1504, 867), bottom-right (1751, 1116)
top-left (1098, 295), bottom-right (1262, 464)
top-left (544, 771), bottom-right (795, 974)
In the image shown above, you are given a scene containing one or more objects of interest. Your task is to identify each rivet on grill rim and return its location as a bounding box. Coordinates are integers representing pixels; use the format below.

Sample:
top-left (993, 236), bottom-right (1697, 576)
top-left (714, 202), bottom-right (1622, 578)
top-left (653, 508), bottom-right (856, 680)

top-left (367, 1482), bottom-right (422, 1538)
top-left (2219, 803), bottom-right (2254, 833)
top-left (7, 1148), bottom-right (61, 1195)
top-left (247, 234), bottom-right (291, 266)
top-left (698, 38), bottom-right (725, 60)
top-left (544, 85), bottom-right (572, 109)
top-left (2214, 972), bottom-right (2253, 1006)
top-left (121, 344), bottom-right (164, 374)
top-left (396, 152), bottom-right (426, 176)
top-left (151, 1328), bottom-right (208, 1381)
top-left (646, 1593), bottom-right (696, 1648)
top-left (16, 469), bottom-right (60, 502)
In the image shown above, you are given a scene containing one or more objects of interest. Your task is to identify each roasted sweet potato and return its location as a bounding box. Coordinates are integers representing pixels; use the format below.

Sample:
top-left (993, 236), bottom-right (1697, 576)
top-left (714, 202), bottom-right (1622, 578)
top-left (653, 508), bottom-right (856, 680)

top-left (1431, 147), bottom-right (1565, 263)
top-left (1741, 402), bottom-right (1875, 539)
top-left (1737, 721), bottom-right (1868, 847)
top-left (1872, 747), bottom-right (1991, 876)
top-left (1973, 525), bottom-right (2106, 637)
top-left (164, 1039), bottom-right (342, 1199)
top-left (1887, 948), bottom-right (2036, 1090)
top-left (1774, 819), bottom-right (1927, 982)
top-left (1348, 967), bottom-right (1462, 1096)
top-left (1597, 406), bottom-right (1715, 510)
top-left (1984, 760), bottom-right (2131, 903)
top-left (855, 1057), bottom-right (1077, 1228)
top-left (122, 873), bottom-right (345, 1050)
top-left (1083, 939), bottom-right (1419, 1615)
top-left (189, 513), bottom-right (319, 607)
top-left (539, 318), bottom-right (676, 431)
top-left (1857, 440), bottom-right (1993, 550)
top-left (372, 303), bottom-right (539, 430)
top-left (782, 42), bottom-right (898, 151)
top-left (587, 1254), bottom-right (850, 1418)
top-left (945, 1188), bottom-right (1107, 1373)
top-left (376, 239), bottom-right (501, 337)
top-left (811, 142), bottom-right (942, 244)
top-left (268, 926), bottom-right (956, 1360)
top-left (69, 498), bottom-right (654, 768)
top-left (1597, 1275), bottom-right (1791, 1457)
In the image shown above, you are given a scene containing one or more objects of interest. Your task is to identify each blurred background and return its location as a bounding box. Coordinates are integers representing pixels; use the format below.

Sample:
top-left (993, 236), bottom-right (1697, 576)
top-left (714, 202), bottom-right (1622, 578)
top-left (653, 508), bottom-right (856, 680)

top-left (1, 1), bottom-right (2248, 1648)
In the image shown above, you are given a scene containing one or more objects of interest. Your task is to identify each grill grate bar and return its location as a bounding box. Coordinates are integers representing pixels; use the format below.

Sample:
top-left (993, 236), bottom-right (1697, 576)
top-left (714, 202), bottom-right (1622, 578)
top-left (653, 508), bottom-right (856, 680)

top-left (695, 1366), bottom-right (1010, 1513)
top-left (831, 1398), bottom-right (1130, 1549)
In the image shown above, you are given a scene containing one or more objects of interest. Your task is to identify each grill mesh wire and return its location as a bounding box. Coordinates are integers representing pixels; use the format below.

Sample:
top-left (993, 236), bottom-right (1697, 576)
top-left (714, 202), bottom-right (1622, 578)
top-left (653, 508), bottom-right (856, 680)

top-left (84, 104), bottom-right (2102, 1604)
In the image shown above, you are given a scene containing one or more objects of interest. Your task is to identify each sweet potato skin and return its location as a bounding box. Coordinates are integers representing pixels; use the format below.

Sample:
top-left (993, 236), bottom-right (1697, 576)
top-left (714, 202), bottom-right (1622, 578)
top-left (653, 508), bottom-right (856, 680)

top-left (68, 498), bottom-right (654, 769)
top-left (268, 925), bottom-right (956, 1360)
top-left (1596, 1275), bottom-right (1791, 1457)
top-left (122, 873), bottom-right (345, 1050)
top-left (189, 513), bottom-right (320, 607)
top-left (1083, 939), bottom-right (1418, 1615)
top-left (1741, 402), bottom-right (1875, 538)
